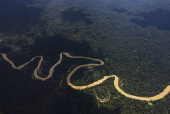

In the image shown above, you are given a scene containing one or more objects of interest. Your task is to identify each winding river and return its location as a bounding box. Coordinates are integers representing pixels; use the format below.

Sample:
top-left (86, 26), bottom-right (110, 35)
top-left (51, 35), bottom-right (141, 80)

top-left (1, 52), bottom-right (170, 102)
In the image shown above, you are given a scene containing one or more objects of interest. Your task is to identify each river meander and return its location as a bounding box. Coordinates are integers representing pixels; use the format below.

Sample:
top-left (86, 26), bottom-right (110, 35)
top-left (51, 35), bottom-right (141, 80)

top-left (1, 52), bottom-right (170, 102)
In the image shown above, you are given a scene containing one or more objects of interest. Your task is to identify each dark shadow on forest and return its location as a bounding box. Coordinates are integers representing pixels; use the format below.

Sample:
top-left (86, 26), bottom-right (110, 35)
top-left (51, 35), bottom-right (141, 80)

top-left (131, 8), bottom-right (170, 30)
top-left (30, 33), bottom-right (95, 57)
top-left (60, 7), bottom-right (94, 25)
top-left (97, 106), bottom-right (120, 114)
top-left (0, 46), bottom-right (13, 53)
top-left (107, 4), bottom-right (127, 13)
top-left (0, 0), bottom-right (45, 34)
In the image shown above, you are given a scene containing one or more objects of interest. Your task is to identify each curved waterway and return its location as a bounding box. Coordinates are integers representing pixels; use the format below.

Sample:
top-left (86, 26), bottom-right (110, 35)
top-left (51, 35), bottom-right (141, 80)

top-left (1, 52), bottom-right (170, 102)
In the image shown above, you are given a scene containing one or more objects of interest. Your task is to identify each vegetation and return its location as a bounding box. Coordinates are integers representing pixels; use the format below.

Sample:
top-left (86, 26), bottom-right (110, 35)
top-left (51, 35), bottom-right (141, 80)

top-left (0, 0), bottom-right (170, 114)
